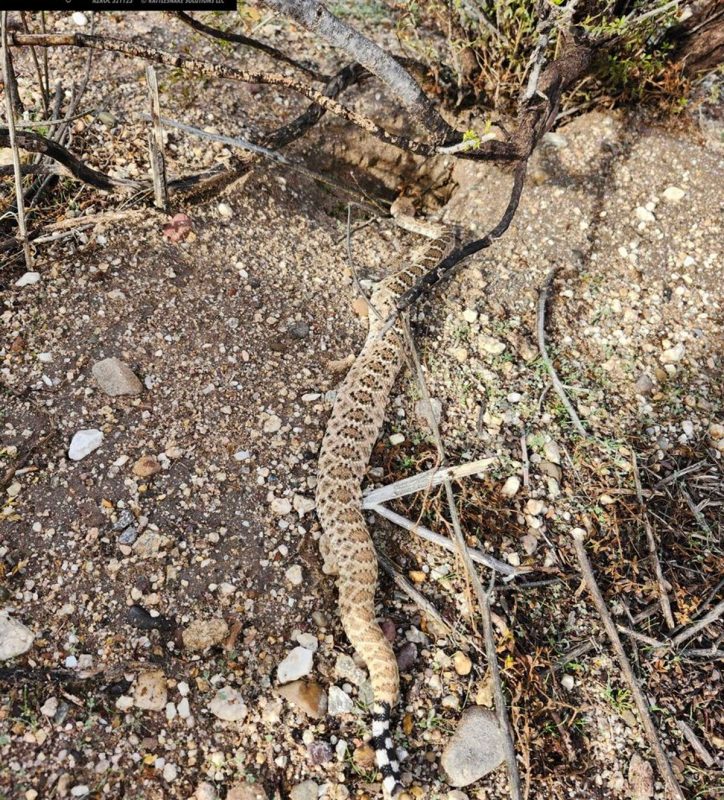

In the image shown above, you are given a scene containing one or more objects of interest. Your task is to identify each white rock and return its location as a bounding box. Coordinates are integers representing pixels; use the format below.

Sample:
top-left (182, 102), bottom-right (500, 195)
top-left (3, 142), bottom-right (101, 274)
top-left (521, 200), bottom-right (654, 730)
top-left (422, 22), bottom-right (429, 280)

top-left (660, 342), bottom-right (685, 363)
top-left (525, 499), bottom-right (545, 516)
top-left (70, 786), bottom-right (90, 797)
top-left (263, 414), bottom-right (282, 433)
top-left (285, 565), bottom-right (303, 586)
top-left (209, 687), bottom-right (248, 722)
top-left (561, 674), bottom-right (575, 690)
top-left (327, 685), bottom-right (353, 715)
top-left (0, 611), bottom-right (34, 660)
top-left (162, 763), bottom-right (177, 782)
top-left (277, 646), bottom-right (314, 684)
top-left (71, 11), bottom-right (88, 25)
top-left (133, 669), bottom-right (167, 711)
top-left (91, 357), bottom-right (143, 396)
top-left (478, 334), bottom-right (506, 355)
top-left (218, 202), bottom-right (233, 219)
top-left (293, 494), bottom-right (316, 518)
top-left (296, 633), bottom-right (318, 652)
top-left (389, 433), bottom-right (405, 446)
top-left (271, 497), bottom-right (292, 516)
top-left (462, 309), bottom-right (478, 323)
top-left (15, 271), bottom-right (41, 287)
top-left (501, 476), bottom-right (520, 498)
top-left (177, 697), bottom-right (191, 718)
top-left (543, 439), bottom-right (561, 465)
top-left (115, 695), bottom-right (134, 711)
top-left (40, 696), bottom-right (58, 717)
top-left (662, 185), bottom-right (685, 202)
top-left (233, 450), bottom-right (251, 461)
top-left (6, 481), bottom-right (21, 498)
top-left (195, 782), bottom-right (218, 800)
top-left (68, 429), bottom-right (103, 461)
top-left (289, 782), bottom-right (318, 800)
top-left (441, 706), bottom-right (505, 786)
top-left (635, 207), bottom-right (655, 223)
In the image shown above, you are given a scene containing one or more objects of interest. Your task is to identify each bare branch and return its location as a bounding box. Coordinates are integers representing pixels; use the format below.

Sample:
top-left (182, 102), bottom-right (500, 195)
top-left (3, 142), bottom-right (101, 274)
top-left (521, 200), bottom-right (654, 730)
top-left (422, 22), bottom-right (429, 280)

top-left (570, 528), bottom-right (686, 800)
top-left (1, 11), bottom-right (32, 269)
top-left (537, 268), bottom-right (588, 437)
top-left (172, 10), bottom-right (329, 82)
top-left (261, 0), bottom-right (453, 138)
top-left (631, 452), bottom-right (676, 630)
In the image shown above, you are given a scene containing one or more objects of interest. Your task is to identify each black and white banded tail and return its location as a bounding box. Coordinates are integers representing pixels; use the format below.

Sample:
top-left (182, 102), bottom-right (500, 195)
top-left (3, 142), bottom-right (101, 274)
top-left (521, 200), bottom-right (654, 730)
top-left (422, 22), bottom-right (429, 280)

top-left (371, 702), bottom-right (403, 797)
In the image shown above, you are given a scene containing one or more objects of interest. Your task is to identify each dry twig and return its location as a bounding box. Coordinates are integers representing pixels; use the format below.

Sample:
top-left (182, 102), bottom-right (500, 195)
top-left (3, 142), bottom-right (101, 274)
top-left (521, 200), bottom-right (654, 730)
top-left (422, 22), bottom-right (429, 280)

top-left (145, 65), bottom-right (168, 211)
top-left (400, 319), bottom-right (521, 800)
top-left (1, 11), bottom-right (32, 269)
top-left (536, 267), bottom-right (587, 437)
top-left (631, 452), bottom-right (676, 630)
top-left (671, 599), bottom-right (724, 648)
top-left (570, 528), bottom-right (686, 800)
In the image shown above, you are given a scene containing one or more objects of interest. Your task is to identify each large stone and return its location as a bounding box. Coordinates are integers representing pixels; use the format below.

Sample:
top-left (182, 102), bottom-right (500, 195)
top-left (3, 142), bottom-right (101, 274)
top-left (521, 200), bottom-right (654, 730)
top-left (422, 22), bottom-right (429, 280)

top-left (277, 646), bottom-right (313, 684)
top-left (277, 680), bottom-right (327, 718)
top-left (227, 783), bottom-right (268, 800)
top-left (441, 706), bottom-right (505, 787)
top-left (68, 429), bottom-right (103, 461)
top-left (182, 618), bottom-right (229, 651)
top-left (0, 611), bottom-right (34, 660)
top-left (289, 781), bottom-right (318, 800)
top-left (327, 685), bottom-right (353, 715)
top-left (209, 687), bottom-right (247, 722)
top-left (91, 357), bottom-right (143, 396)
top-left (628, 754), bottom-right (654, 800)
top-left (133, 669), bottom-right (167, 711)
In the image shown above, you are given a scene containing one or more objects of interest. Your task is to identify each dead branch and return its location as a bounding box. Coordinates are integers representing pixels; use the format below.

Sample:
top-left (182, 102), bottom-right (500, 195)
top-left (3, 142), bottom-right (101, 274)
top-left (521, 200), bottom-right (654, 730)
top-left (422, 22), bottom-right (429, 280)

top-left (1, 12), bottom-right (31, 268)
top-left (377, 552), bottom-right (453, 637)
top-left (367, 502), bottom-right (518, 577)
top-left (172, 10), bottom-right (329, 82)
top-left (631, 452), bottom-right (676, 630)
top-left (261, 0), bottom-right (452, 139)
top-left (400, 319), bottom-right (521, 800)
top-left (675, 719), bottom-right (716, 768)
top-left (145, 65), bottom-right (168, 211)
top-left (570, 528), bottom-right (686, 800)
top-left (536, 267), bottom-right (588, 437)
top-left (671, 599), bottom-right (724, 648)
top-left (0, 127), bottom-right (139, 191)
top-left (8, 30), bottom-right (471, 160)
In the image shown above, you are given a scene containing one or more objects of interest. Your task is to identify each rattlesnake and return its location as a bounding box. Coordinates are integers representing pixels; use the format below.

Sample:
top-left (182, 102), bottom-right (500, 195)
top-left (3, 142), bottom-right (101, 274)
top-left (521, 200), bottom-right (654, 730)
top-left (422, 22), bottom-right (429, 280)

top-left (316, 219), bottom-right (458, 797)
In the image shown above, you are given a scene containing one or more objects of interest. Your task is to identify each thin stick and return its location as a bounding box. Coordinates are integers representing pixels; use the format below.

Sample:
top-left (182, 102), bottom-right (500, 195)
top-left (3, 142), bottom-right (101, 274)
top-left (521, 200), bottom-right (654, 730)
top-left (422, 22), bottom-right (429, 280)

top-left (368, 503), bottom-right (518, 577)
top-left (631, 452), bottom-right (675, 630)
top-left (145, 65), bottom-right (168, 211)
top-left (521, 434), bottom-right (530, 488)
top-left (172, 10), bottom-right (328, 82)
top-left (537, 268), bottom-right (587, 437)
top-left (139, 113), bottom-right (379, 211)
top-left (400, 319), bottom-right (521, 800)
top-left (2, 11), bottom-right (32, 269)
top-left (671, 599), bottom-right (724, 648)
top-left (570, 528), bottom-right (686, 800)
top-left (675, 719), bottom-right (715, 768)
top-left (362, 458), bottom-right (496, 506)
top-left (378, 552), bottom-right (453, 637)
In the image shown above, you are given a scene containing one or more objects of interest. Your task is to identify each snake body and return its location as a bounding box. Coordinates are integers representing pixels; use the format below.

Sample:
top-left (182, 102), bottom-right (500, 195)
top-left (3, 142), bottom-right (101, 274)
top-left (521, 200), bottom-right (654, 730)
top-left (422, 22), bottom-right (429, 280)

top-left (316, 223), bottom-right (456, 797)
